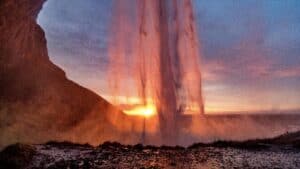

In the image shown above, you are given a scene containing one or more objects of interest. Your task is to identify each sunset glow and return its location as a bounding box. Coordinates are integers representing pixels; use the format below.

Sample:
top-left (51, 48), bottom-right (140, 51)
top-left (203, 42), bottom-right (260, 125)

top-left (37, 0), bottom-right (300, 114)
top-left (123, 103), bottom-right (157, 117)
top-left (2, 0), bottom-right (300, 168)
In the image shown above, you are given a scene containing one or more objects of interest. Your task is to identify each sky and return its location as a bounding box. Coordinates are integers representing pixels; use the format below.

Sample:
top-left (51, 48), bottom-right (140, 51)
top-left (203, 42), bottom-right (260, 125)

top-left (37, 0), bottom-right (300, 113)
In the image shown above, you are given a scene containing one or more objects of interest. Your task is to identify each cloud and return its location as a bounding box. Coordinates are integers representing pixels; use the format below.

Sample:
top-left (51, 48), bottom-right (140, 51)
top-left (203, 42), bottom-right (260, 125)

top-left (197, 0), bottom-right (300, 84)
top-left (274, 65), bottom-right (300, 78)
top-left (202, 60), bottom-right (226, 81)
top-left (202, 54), bottom-right (300, 83)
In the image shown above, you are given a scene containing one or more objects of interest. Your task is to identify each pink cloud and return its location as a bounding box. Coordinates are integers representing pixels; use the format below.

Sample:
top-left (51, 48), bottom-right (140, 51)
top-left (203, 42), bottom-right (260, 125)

top-left (275, 66), bottom-right (300, 78)
top-left (202, 60), bottom-right (226, 81)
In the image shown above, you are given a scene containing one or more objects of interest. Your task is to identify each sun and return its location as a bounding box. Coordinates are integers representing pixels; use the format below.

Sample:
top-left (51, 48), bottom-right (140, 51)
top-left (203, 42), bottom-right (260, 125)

top-left (123, 104), bottom-right (157, 118)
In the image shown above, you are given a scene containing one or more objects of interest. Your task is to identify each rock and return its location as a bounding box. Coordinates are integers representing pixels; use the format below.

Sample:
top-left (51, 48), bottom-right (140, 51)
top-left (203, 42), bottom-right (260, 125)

top-left (0, 0), bottom-right (128, 148)
top-left (133, 144), bottom-right (144, 151)
top-left (1, 141), bottom-right (300, 168)
top-left (0, 144), bottom-right (36, 169)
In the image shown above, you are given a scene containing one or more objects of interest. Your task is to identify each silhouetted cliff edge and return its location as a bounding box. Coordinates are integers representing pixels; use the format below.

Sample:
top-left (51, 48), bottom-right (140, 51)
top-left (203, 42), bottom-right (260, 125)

top-left (0, 0), bottom-right (128, 148)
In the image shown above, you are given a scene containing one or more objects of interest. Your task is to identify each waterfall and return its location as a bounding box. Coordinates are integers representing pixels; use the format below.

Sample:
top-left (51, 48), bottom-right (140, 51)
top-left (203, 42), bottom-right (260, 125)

top-left (108, 0), bottom-right (204, 145)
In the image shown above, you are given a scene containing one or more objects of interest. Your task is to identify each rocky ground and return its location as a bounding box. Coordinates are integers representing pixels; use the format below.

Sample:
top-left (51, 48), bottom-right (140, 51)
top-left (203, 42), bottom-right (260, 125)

top-left (1, 137), bottom-right (300, 169)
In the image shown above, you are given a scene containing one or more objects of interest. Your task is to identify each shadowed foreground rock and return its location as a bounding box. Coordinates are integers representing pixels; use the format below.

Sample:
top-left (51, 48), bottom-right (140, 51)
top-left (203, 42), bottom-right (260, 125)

top-left (1, 132), bottom-right (300, 169)
top-left (0, 142), bottom-right (300, 169)
top-left (0, 144), bottom-right (36, 169)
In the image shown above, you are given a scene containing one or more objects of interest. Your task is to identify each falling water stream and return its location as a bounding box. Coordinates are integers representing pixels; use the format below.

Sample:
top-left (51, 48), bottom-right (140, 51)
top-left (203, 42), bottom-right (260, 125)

top-left (108, 0), bottom-right (204, 145)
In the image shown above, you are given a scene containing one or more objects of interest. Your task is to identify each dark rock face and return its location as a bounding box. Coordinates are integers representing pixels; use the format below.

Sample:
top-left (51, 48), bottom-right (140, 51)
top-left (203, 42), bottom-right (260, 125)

top-left (0, 144), bottom-right (36, 169)
top-left (0, 0), bottom-right (52, 102)
top-left (0, 0), bottom-right (126, 148)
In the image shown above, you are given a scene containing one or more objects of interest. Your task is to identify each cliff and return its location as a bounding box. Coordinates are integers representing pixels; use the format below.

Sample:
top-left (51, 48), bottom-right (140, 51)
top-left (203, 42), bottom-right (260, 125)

top-left (0, 0), bottom-right (129, 148)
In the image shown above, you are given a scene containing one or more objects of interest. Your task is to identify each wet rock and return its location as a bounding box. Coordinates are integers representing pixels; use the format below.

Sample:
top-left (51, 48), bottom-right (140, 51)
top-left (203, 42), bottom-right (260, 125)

top-left (2, 137), bottom-right (300, 169)
top-left (46, 141), bottom-right (92, 149)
